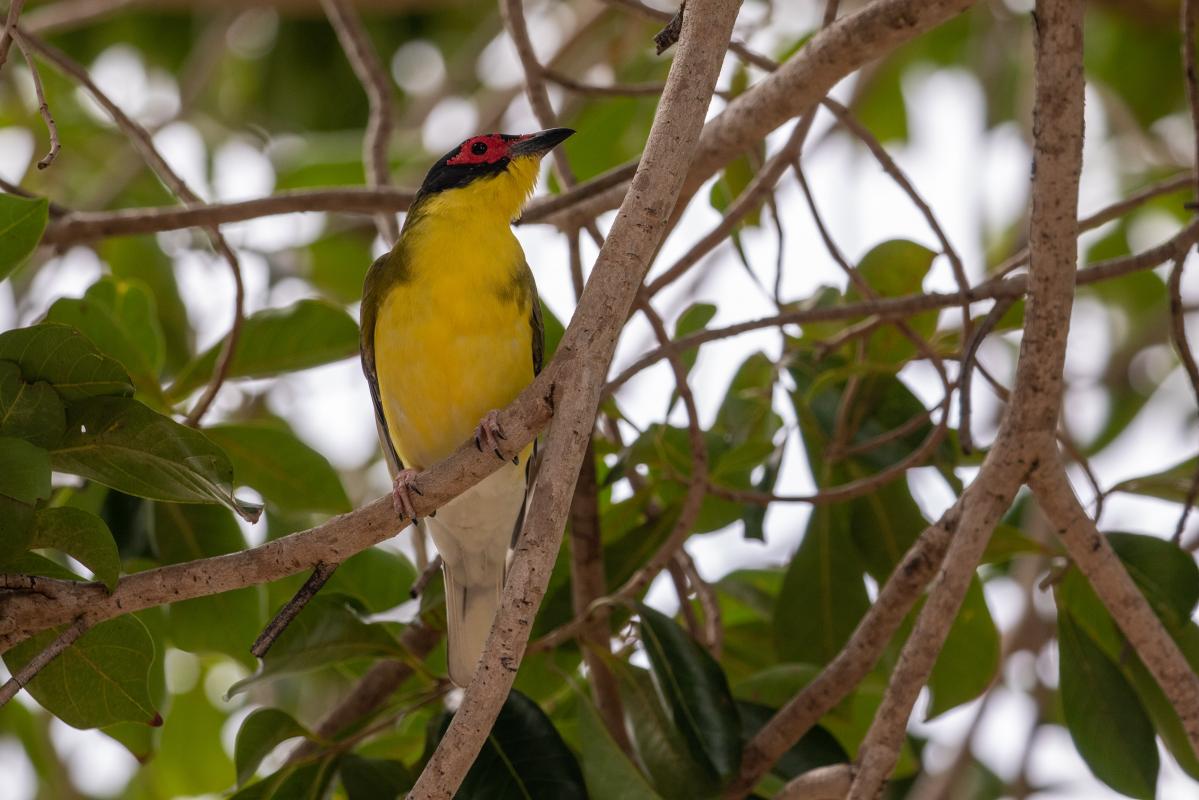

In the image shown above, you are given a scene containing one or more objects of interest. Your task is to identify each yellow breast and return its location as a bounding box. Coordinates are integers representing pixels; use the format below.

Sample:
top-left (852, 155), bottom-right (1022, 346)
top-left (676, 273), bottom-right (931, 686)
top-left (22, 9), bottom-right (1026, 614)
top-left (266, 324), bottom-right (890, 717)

top-left (373, 207), bottom-right (535, 470)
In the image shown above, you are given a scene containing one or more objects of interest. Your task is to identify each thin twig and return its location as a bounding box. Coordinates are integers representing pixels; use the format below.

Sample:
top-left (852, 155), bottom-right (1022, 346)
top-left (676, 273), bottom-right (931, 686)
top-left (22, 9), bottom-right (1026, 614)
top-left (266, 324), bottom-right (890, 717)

top-left (543, 68), bottom-right (664, 97)
top-left (676, 548), bottom-right (720, 657)
top-left (251, 562), bottom-right (339, 659)
top-left (409, 555), bottom-right (442, 599)
top-left (15, 37), bottom-right (59, 169)
top-left (0, 0), bottom-right (25, 71)
top-left (0, 616), bottom-right (88, 709)
top-left (959, 296), bottom-right (1014, 454)
top-left (322, 0), bottom-right (399, 245)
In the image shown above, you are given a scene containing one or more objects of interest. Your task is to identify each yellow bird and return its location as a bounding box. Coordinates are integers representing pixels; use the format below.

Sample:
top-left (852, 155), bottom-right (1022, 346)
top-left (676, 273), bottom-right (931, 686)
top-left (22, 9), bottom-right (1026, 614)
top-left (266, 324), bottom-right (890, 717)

top-left (359, 128), bottom-right (574, 686)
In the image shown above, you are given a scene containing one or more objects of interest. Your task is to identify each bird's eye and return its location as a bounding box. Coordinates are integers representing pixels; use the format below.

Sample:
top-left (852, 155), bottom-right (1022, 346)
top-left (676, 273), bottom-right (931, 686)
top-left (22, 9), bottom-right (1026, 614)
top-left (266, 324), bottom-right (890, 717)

top-left (471, 141), bottom-right (488, 155)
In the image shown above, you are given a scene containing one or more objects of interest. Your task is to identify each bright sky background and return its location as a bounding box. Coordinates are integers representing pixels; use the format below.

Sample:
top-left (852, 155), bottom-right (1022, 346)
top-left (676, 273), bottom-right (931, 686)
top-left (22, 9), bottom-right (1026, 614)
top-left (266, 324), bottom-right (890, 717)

top-left (2, 1), bottom-right (1199, 797)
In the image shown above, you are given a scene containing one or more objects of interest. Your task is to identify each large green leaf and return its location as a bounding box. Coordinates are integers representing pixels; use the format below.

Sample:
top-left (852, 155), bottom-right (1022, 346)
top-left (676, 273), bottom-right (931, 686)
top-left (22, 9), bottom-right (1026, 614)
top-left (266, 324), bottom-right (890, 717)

top-left (609, 658), bottom-right (721, 800)
top-left (315, 547), bottom-right (415, 614)
top-left (0, 323), bottom-right (132, 401)
top-left (167, 299), bottom-right (360, 399)
top-left (100, 236), bottom-right (192, 374)
top-left (50, 397), bottom-right (261, 521)
top-left (844, 240), bottom-right (938, 364)
top-left (339, 755), bottom-right (411, 800)
top-left (0, 360), bottom-right (65, 447)
top-left (736, 701), bottom-right (847, 782)
top-left (232, 757), bottom-right (340, 800)
top-left (45, 277), bottom-right (166, 392)
top-left (0, 194), bottom-right (49, 281)
top-left (0, 436), bottom-right (51, 505)
top-left (926, 577), bottom-right (999, 718)
top-left (1057, 610), bottom-right (1158, 800)
top-left (152, 503), bottom-right (264, 665)
top-left (1107, 532), bottom-right (1199, 630)
top-left (1109, 458), bottom-right (1199, 506)
top-left (228, 598), bottom-right (401, 695)
top-left (847, 476), bottom-right (927, 581)
top-left (638, 602), bottom-right (742, 783)
top-left (204, 422), bottom-right (351, 514)
top-left (446, 689), bottom-right (587, 800)
top-left (235, 708), bottom-right (313, 786)
top-left (774, 504), bottom-right (870, 665)
top-left (2, 615), bottom-right (159, 729)
top-left (574, 681), bottom-right (663, 800)
top-left (30, 506), bottom-right (121, 590)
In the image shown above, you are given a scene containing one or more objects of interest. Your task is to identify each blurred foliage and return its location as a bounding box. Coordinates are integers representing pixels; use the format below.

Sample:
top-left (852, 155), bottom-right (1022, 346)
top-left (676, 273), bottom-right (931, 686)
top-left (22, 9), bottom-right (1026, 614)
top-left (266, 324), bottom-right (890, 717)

top-left (0, 1), bottom-right (1197, 799)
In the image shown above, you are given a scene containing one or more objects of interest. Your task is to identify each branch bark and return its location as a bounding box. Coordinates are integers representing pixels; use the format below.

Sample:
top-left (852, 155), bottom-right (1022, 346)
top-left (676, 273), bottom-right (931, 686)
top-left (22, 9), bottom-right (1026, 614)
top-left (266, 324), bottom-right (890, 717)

top-left (406, 1), bottom-right (740, 795)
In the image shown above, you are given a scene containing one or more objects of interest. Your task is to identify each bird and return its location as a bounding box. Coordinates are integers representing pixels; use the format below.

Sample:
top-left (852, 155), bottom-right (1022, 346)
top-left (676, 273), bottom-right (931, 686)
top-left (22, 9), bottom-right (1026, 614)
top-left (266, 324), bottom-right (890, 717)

top-left (359, 128), bottom-right (574, 687)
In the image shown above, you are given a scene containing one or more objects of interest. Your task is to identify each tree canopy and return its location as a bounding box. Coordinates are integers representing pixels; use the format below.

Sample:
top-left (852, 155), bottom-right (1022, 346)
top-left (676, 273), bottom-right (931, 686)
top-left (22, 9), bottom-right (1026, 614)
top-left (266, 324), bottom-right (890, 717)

top-left (1, 0), bottom-right (1199, 798)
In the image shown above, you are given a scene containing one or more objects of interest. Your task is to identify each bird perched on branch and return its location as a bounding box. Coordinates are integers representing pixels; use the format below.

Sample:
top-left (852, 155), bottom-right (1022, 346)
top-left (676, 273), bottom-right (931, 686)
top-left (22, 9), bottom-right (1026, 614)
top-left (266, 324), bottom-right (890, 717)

top-left (359, 128), bottom-right (574, 686)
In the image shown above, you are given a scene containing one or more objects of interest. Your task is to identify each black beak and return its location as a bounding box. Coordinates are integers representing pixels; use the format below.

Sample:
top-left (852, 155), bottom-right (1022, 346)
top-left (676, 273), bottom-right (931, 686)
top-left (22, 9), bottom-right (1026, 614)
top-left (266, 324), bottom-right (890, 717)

top-left (510, 128), bottom-right (575, 158)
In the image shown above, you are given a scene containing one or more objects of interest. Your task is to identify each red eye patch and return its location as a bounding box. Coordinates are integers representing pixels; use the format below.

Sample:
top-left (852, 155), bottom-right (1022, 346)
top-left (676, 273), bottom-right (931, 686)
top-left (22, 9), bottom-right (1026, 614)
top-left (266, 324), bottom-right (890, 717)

top-left (445, 134), bottom-right (527, 165)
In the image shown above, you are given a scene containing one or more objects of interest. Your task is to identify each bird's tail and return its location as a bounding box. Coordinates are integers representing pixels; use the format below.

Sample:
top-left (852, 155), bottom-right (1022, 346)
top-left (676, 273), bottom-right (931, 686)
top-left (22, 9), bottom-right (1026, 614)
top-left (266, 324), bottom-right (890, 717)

top-left (441, 557), bottom-right (504, 687)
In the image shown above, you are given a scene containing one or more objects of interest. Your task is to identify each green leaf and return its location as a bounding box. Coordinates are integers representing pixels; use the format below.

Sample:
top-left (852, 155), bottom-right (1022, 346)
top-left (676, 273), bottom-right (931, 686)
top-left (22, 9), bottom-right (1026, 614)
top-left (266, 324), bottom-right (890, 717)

top-left (0, 436), bottom-right (51, 505)
top-left (1107, 532), bottom-right (1199, 630)
top-left (227, 598), bottom-right (401, 695)
top-left (320, 547), bottom-right (416, 614)
top-left (0, 496), bottom-right (38, 566)
top-left (152, 503), bottom-right (263, 664)
top-left (774, 504), bottom-right (870, 665)
top-left (638, 602), bottom-right (742, 782)
top-left (306, 229), bottom-right (374, 304)
top-left (2, 615), bottom-right (159, 729)
top-left (100, 236), bottom-right (192, 375)
top-left (609, 659), bottom-right (721, 800)
top-left (0, 323), bottom-right (132, 401)
top-left (167, 299), bottom-right (360, 399)
top-left (574, 680), bottom-right (663, 800)
top-left (30, 506), bottom-right (121, 590)
top-left (1057, 610), bottom-right (1158, 800)
top-left (447, 689), bottom-right (587, 800)
top-left (926, 577), bottom-right (999, 718)
top-left (50, 396), bottom-right (261, 521)
top-left (0, 360), bottom-right (66, 447)
top-left (45, 277), bottom-right (166, 392)
top-left (235, 708), bottom-right (313, 786)
top-left (845, 240), bottom-right (938, 365)
top-left (674, 303), bottom-right (718, 375)
top-left (736, 701), bottom-right (847, 781)
top-left (0, 194), bottom-right (49, 281)
top-left (232, 757), bottom-right (340, 800)
top-left (203, 422), bottom-right (351, 514)
top-left (339, 755), bottom-right (411, 800)
top-left (1110, 457), bottom-right (1199, 505)
top-left (847, 477), bottom-right (927, 581)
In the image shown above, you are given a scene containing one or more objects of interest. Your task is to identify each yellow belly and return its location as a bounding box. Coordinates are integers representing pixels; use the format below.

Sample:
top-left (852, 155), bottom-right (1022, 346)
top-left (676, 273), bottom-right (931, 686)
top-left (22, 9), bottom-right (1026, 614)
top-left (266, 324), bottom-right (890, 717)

top-left (374, 252), bottom-right (534, 470)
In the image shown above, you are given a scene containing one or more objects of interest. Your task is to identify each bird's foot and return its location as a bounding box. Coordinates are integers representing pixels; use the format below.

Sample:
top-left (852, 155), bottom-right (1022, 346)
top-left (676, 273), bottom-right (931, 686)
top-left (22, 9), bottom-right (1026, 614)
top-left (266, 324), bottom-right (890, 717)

top-left (392, 468), bottom-right (423, 520)
top-left (474, 409), bottom-right (516, 464)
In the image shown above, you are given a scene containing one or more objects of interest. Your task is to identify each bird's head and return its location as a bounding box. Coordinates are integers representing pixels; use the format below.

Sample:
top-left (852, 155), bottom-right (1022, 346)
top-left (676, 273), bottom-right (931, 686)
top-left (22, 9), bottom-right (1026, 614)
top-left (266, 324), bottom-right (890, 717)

top-left (413, 128), bottom-right (575, 222)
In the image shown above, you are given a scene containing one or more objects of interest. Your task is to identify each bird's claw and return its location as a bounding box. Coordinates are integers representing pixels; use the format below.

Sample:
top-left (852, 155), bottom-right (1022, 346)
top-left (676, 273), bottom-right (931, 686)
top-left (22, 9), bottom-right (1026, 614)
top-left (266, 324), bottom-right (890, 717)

top-left (392, 468), bottom-right (422, 521)
top-left (474, 410), bottom-right (512, 464)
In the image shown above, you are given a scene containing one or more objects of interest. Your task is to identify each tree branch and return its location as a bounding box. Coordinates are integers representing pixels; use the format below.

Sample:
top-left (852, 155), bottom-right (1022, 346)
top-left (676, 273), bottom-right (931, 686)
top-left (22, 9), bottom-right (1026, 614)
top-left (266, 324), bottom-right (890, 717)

top-left (406, 2), bottom-right (740, 795)
top-left (0, 387), bottom-right (554, 652)
top-left (847, 1), bottom-right (1086, 793)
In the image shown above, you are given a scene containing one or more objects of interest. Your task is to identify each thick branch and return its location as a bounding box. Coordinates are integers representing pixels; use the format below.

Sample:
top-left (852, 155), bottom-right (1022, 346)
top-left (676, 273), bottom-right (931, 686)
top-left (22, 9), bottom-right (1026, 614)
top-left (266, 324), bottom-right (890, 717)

top-left (0, 387), bottom-right (554, 651)
top-left (406, 2), bottom-right (740, 796)
top-left (847, 1), bottom-right (1086, 793)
